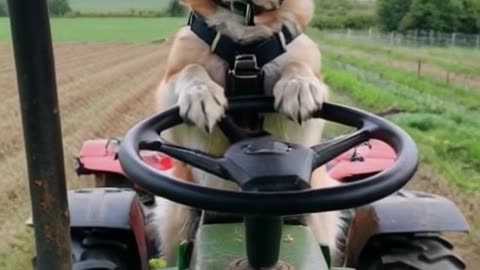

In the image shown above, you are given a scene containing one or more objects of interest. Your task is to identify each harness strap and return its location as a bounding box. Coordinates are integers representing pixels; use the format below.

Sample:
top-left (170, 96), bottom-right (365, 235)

top-left (188, 12), bottom-right (297, 69)
top-left (188, 12), bottom-right (299, 129)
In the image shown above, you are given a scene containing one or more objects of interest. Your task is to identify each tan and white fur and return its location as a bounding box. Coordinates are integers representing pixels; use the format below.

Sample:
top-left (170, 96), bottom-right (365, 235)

top-left (153, 0), bottom-right (345, 266)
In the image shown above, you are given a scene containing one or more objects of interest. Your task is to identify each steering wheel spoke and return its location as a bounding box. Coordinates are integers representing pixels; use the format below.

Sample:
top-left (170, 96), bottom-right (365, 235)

top-left (140, 139), bottom-right (229, 179)
top-left (311, 128), bottom-right (371, 168)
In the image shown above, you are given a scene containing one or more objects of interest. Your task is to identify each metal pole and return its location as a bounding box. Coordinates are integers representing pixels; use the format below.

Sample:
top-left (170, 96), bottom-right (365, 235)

top-left (6, 1), bottom-right (72, 270)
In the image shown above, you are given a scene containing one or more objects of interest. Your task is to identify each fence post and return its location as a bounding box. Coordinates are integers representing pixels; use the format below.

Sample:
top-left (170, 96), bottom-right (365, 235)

top-left (347, 28), bottom-right (352, 39)
top-left (417, 59), bottom-right (422, 78)
top-left (429, 30), bottom-right (434, 46)
top-left (390, 32), bottom-right (394, 45)
top-left (476, 35), bottom-right (480, 49)
top-left (451, 32), bottom-right (456, 47)
top-left (414, 29), bottom-right (418, 46)
top-left (368, 27), bottom-right (373, 40)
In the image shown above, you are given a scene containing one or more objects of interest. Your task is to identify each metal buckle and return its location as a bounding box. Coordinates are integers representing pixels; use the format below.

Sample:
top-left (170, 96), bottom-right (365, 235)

top-left (229, 0), bottom-right (254, 25)
top-left (278, 31), bottom-right (287, 51)
top-left (230, 54), bottom-right (262, 79)
top-left (187, 12), bottom-right (193, 25)
top-left (226, 53), bottom-right (264, 128)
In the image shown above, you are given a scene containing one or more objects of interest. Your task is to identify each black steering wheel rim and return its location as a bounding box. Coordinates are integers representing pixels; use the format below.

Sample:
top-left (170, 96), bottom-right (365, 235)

top-left (118, 96), bottom-right (419, 215)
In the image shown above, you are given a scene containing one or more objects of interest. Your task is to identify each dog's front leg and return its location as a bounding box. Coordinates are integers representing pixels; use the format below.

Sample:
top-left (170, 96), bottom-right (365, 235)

top-left (273, 62), bottom-right (328, 123)
top-left (173, 64), bottom-right (227, 132)
top-left (154, 63), bottom-right (227, 265)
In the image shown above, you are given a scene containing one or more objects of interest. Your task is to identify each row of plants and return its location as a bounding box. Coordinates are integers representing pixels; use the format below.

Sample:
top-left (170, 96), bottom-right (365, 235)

top-left (322, 54), bottom-right (480, 192)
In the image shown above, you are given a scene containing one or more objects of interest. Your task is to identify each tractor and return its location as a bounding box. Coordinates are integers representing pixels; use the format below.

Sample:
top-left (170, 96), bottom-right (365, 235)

top-left (68, 97), bottom-right (469, 270)
top-left (6, 0), bottom-right (469, 269)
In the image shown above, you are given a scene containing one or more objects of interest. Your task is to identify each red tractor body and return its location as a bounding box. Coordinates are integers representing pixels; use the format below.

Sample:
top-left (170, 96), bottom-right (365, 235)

top-left (76, 138), bottom-right (396, 183)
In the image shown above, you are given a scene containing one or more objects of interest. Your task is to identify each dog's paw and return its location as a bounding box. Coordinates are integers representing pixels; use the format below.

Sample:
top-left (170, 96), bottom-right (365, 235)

top-left (273, 76), bottom-right (327, 123)
top-left (177, 81), bottom-right (227, 132)
top-left (252, 0), bottom-right (281, 10)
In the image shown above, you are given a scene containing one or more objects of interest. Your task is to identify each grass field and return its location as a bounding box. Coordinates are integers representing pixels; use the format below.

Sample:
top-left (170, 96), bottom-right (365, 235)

top-left (308, 29), bottom-right (480, 193)
top-left (0, 17), bottom-right (186, 42)
top-left (0, 17), bottom-right (479, 269)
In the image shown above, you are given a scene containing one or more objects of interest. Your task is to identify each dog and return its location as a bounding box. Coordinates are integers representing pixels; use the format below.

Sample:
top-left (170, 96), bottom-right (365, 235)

top-left (153, 0), bottom-right (345, 266)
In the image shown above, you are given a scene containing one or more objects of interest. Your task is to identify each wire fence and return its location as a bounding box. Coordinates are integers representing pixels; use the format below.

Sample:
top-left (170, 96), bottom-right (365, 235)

top-left (332, 28), bottom-right (480, 49)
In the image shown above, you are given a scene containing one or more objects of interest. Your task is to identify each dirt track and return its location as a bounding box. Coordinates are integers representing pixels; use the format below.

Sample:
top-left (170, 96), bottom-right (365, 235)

top-left (0, 42), bottom-right (479, 269)
top-left (0, 42), bottom-right (170, 268)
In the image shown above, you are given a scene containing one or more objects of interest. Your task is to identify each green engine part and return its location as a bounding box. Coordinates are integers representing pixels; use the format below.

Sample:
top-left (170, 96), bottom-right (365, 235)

top-left (153, 223), bottom-right (358, 270)
top-left (189, 223), bottom-right (330, 270)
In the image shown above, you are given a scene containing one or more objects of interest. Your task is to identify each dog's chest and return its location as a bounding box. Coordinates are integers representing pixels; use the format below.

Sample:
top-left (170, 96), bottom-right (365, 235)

top-left (204, 54), bottom-right (285, 95)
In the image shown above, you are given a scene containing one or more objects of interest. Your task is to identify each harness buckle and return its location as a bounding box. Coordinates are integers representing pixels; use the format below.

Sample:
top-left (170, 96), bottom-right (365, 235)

top-left (228, 0), bottom-right (254, 25)
top-left (230, 54), bottom-right (262, 80)
top-left (226, 54), bottom-right (265, 129)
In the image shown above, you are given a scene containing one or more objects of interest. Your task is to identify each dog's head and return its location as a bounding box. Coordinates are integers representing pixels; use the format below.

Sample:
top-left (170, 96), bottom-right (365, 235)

top-left (180, 0), bottom-right (314, 41)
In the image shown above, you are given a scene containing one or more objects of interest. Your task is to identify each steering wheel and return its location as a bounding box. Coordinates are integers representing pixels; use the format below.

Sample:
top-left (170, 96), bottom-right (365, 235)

top-left (118, 96), bottom-right (419, 215)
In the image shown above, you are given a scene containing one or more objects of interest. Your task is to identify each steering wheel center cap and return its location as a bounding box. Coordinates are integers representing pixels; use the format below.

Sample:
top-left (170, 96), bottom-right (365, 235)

top-left (242, 141), bottom-right (291, 155)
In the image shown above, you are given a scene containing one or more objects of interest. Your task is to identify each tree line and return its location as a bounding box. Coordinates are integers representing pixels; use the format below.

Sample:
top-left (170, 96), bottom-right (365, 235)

top-left (2, 0), bottom-right (479, 34)
top-left (0, 0), bottom-right (186, 17)
top-left (0, 0), bottom-right (71, 16)
top-left (378, 0), bottom-right (480, 33)
top-left (0, 1), bottom-right (6, 16)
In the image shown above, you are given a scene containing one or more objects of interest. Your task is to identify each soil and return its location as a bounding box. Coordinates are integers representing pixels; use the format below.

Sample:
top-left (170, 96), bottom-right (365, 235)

top-left (0, 41), bottom-right (172, 268)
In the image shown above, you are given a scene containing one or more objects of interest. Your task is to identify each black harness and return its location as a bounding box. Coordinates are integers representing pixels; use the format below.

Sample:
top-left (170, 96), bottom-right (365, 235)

top-left (188, 12), bottom-right (299, 129)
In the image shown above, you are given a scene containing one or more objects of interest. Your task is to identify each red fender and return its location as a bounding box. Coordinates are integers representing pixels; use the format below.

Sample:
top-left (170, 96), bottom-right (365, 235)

top-left (327, 139), bottom-right (397, 182)
top-left (77, 139), bottom-right (397, 184)
top-left (76, 139), bottom-right (173, 176)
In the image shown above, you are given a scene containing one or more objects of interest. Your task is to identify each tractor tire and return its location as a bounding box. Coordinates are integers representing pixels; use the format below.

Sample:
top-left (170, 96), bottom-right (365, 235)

top-left (33, 232), bottom-right (135, 270)
top-left (357, 234), bottom-right (466, 270)
top-left (71, 233), bottom-right (131, 270)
